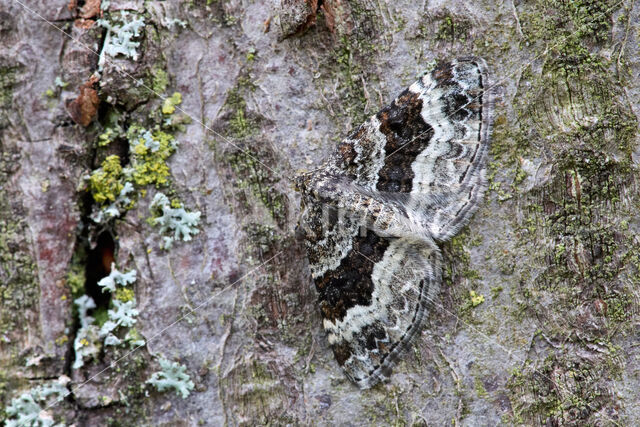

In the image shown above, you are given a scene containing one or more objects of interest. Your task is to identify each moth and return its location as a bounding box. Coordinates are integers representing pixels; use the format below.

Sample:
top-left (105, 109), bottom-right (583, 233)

top-left (296, 58), bottom-right (493, 389)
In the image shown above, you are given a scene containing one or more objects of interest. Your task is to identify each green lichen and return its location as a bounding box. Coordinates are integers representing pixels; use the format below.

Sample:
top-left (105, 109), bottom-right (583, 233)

top-left (66, 246), bottom-right (87, 299)
top-left (442, 228), bottom-right (472, 287)
top-left (490, 286), bottom-right (503, 299)
top-left (474, 377), bottom-right (488, 398)
top-left (114, 287), bottom-right (135, 303)
top-left (362, 386), bottom-right (412, 426)
top-left (508, 354), bottom-right (619, 425)
top-left (246, 47), bottom-right (256, 62)
top-left (219, 360), bottom-right (296, 425)
top-left (243, 223), bottom-right (281, 255)
top-left (307, 2), bottom-right (381, 131)
top-left (329, 34), bottom-right (376, 127)
top-left (469, 290), bottom-right (485, 307)
top-left (101, 347), bottom-right (150, 425)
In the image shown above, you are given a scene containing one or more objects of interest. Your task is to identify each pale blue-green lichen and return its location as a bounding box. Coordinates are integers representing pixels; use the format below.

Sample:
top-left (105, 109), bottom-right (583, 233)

top-left (97, 263), bottom-right (137, 293)
top-left (146, 358), bottom-right (194, 399)
top-left (97, 11), bottom-right (146, 71)
top-left (72, 265), bottom-right (143, 369)
top-left (148, 192), bottom-right (201, 250)
top-left (5, 377), bottom-right (69, 426)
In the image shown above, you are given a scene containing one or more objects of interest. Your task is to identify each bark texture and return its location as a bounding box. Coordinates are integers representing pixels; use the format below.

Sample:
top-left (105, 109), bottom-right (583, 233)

top-left (1, 0), bottom-right (640, 425)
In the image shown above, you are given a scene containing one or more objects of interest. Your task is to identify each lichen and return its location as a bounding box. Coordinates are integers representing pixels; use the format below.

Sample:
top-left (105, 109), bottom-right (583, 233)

top-left (0, 63), bottom-right (21, 129)
top-left (72, 265), bottom-right (143, 369)
top-left (97, 11), bottom-right (146, 71)
top-left (97, 263), bottom-right (137, 293)
top-left (148, 192), bottom-right (201, 250)
top-left (86, 96), bottom-right (186, 225)
top-left (4, 377), bottom-right (69, 427)
top-left (129, 128), bottom-right (179, 188)
top-left (114, 287), bottom-right (135, 303)
top-left (161, 92), bottom-right (182, 115)
top-left (501, 0), bottom-right (637, 422)
top-left (435, 12), bottom-right (471, 43)
top-left (468, 290), bottom-right (485, 307)
top-left (88, 155), bottom-right (125, 205)
top-left (223, 77), bottom-right (259, 139)
top-left (151, 66), bottom-right (169, 93)
top-left (146, 358), bottom-right (194, 399)
top-left (0, 149), bottom-right (40, 399)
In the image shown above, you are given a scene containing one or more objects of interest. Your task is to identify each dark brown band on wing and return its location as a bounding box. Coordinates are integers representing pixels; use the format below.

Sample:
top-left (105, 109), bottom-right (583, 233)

top-left (315, 230), bottom-right (390, 323)
top-left (375, 89), bottom-right (434, 193)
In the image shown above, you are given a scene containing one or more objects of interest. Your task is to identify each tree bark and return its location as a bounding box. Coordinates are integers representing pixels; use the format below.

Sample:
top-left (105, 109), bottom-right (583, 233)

top-left (1, 0), bottom-right (639, 425)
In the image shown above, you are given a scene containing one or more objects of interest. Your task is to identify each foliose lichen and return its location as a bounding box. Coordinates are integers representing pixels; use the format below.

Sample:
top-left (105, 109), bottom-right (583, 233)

top-left (146, 358), bottom-right (194, 399)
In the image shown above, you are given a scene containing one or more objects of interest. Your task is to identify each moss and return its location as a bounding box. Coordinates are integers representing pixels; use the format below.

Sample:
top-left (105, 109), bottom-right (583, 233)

top-left (151, 66), bottom-right (169, 93)
top-left (503, 0), bottom-right (636, 421)
top-left (223, 78), bottom-right (259, 139)
top-left (89, 155), bottom-right (125, 204)
top-left (0, 63), bottom-right (21, 129)
top-left (0, 150), bottom-right (40, 403)
top-left (435, 13), bottom-right (471, 42)
top-left (66, 246), bottom-right (87, 299)
top-left (227, 149), bottom-right (287, 227)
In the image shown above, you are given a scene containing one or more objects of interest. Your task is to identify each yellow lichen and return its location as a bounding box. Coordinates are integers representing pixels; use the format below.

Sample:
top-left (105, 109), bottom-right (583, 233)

top-left (114, 287), bottom-right (135, 302)
top-left (469, 290), bottom-right (485, 307)
top-left (162, 92), bottom-right (182, 115)
top-left (130, 130), bottom-right (177, 188)
top-left (89, 155), bottom-right (124, 204)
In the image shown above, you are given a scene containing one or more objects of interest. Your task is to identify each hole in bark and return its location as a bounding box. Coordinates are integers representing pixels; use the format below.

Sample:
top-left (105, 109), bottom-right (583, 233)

top-left (85, 232), bottom-right (115, 310)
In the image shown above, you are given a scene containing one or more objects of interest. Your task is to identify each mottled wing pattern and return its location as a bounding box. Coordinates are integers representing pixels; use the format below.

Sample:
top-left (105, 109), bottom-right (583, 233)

top-left (317, 233), bottom-right (442, 389)
top-left (408, 58), bottom-right (493, 241)
top-left (298, 58), bottom-right (491, 388)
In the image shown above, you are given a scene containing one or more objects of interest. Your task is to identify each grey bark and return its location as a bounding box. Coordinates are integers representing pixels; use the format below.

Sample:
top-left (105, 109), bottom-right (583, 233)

top-left (1, 0), bottom-right (640, 425)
